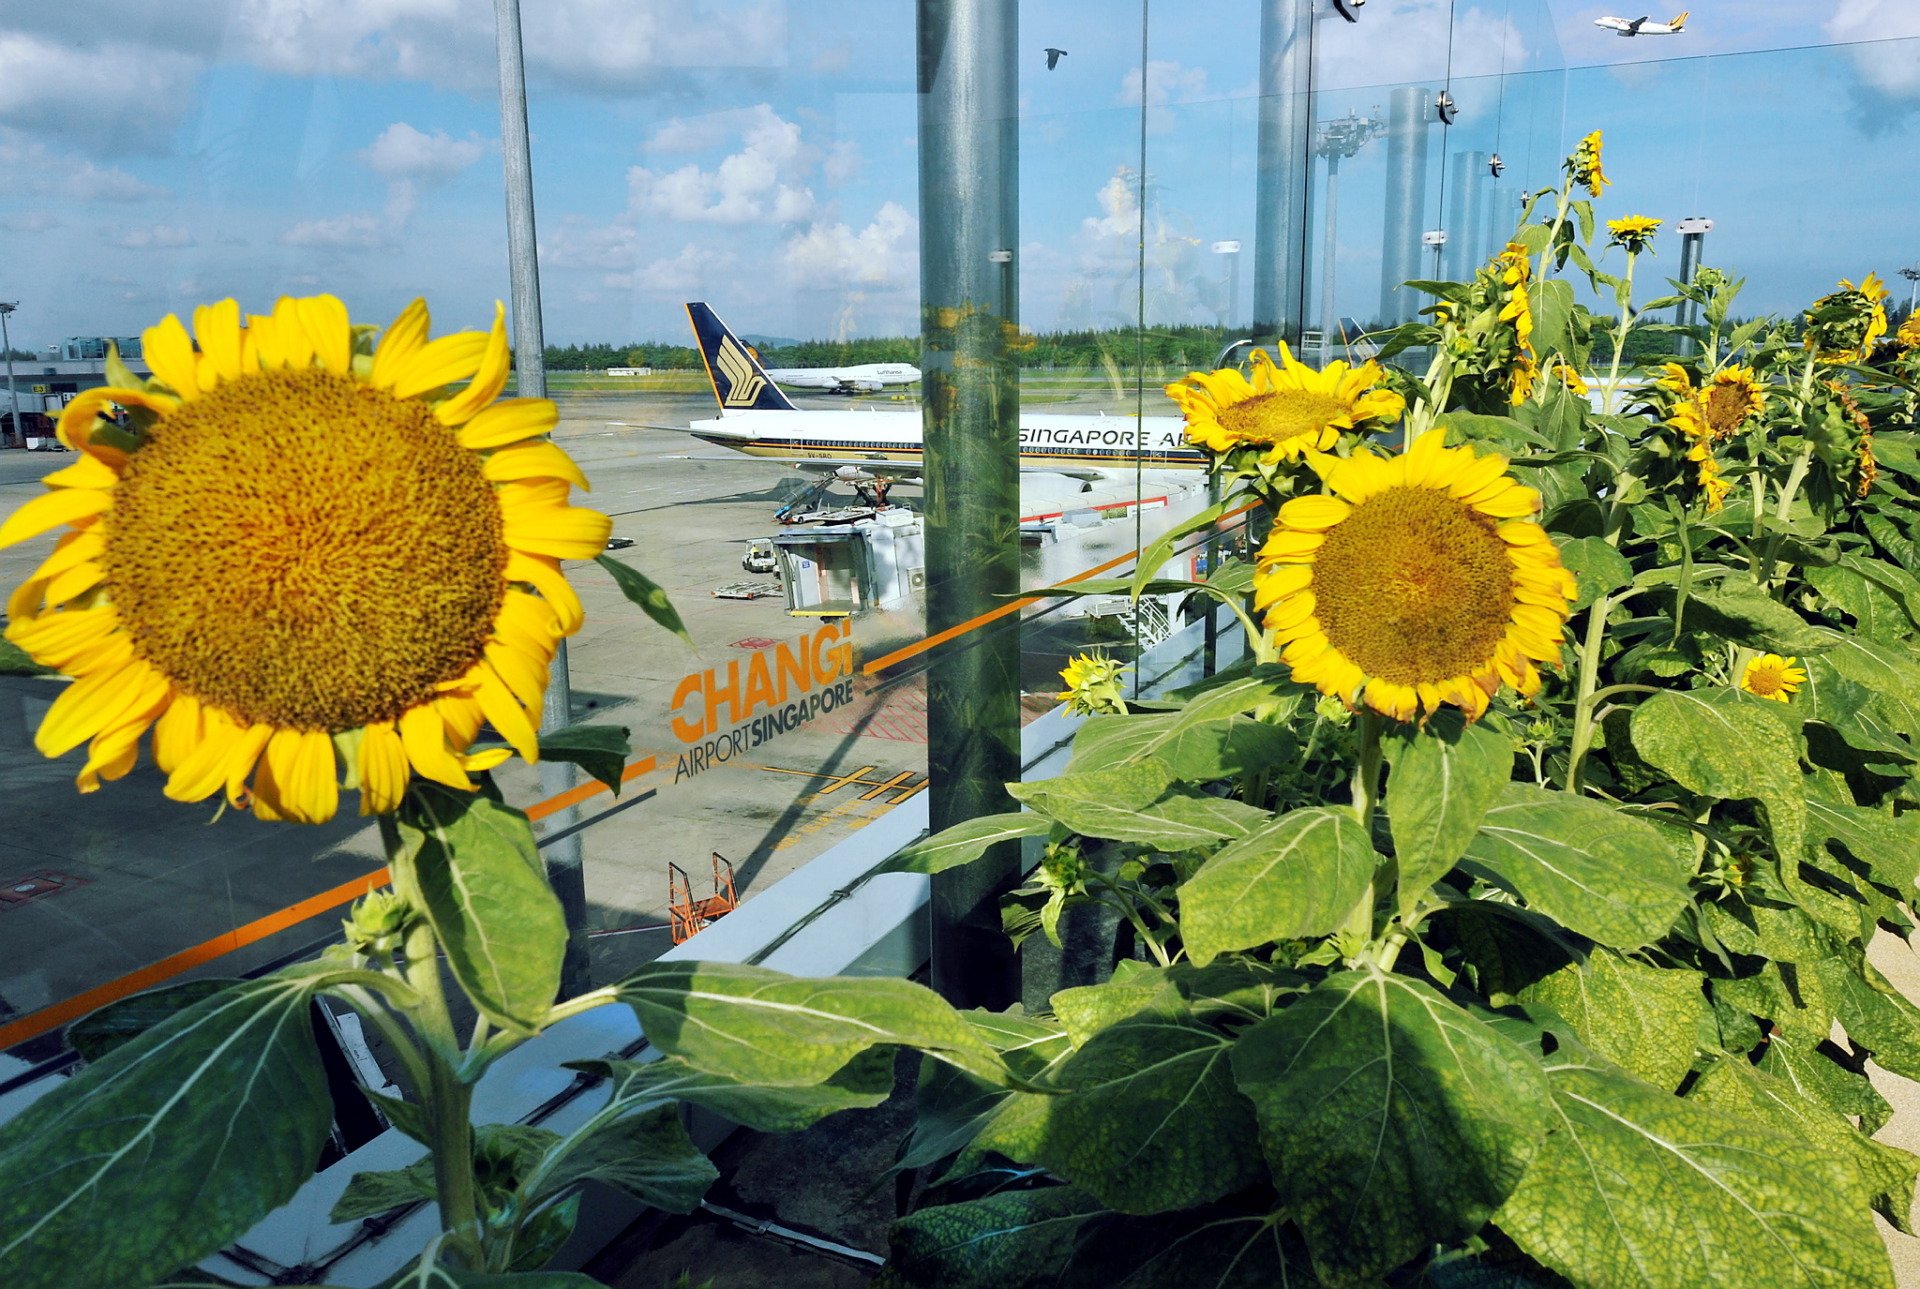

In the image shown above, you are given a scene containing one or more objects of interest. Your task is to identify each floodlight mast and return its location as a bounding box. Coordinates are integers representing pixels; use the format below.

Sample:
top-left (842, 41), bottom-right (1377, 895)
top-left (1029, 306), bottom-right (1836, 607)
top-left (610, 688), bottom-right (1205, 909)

top-left (0, 303), bottom-right (18, 449)
top-left (494, 0), bottom-right (589, 997)
top-left (1900, 266), bottom-right (1920, 321)
top-left (1675, 216), bottom-right (1712, 357)
top-left (1313, 109), bottom-right (1384, 361)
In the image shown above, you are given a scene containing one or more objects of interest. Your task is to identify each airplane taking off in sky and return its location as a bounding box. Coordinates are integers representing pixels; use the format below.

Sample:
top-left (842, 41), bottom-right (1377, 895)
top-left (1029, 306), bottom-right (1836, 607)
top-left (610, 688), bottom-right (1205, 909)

top-left (659, 303), bottom-right (1205, 484)
top-left (759, 357), bottom-right (920, 395)
top-left (1593, 10), bottom-right (1688, 35)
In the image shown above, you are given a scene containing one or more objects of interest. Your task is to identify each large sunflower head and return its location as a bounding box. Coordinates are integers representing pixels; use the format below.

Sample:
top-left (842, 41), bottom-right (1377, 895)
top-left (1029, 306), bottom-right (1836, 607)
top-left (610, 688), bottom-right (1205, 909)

top-left (1804, 273), bottom-right (1890, 363)
top-left (0, 294), bottom-right (610, 824)
top-left (1165, 344), bottom-right (1404, 464)
top-left (1669, 365), bottom-right (1766, 441)
top-left (1898, 312), bottom-right (1920, 351)
top-left (1251, 428), bottom-right (1577, 723)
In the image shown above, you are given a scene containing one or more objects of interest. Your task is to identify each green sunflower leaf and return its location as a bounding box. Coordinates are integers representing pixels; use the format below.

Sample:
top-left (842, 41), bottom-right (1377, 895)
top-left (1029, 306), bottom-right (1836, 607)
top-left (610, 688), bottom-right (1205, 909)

top-left (1231, 968), bottom-right (1551, 1285)
top-left (1497, 1042), bottom-right (1894, 1289)
top-left (1517, 951), bottom-right (1707, 1091)
top-left (594, 553), bottom-right (691, 645)
top-left (1462, 784), bottom-right (1691, 948)
top-left (533, 722), bottom-right (632, 795)
top-left (1384, 709), bottom-right (1515, 911)
top-left (0, 975), bottom-right (337, 1289)
top-left (878, 811), bottom-right (1055, 875)
top-left (1178, 807), bottom-right (1377, 965)
top-left (395, 784), bottom-right (566, 1035)
top-left (1630, 687), bottom-right (1806, 860)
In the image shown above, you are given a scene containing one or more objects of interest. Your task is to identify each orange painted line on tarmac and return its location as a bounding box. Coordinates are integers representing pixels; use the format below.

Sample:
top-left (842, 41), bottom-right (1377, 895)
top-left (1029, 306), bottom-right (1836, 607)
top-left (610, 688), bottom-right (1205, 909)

top-left (0, 866), bottom-right (394, 1052)
top-left (525, 755), bottom-right (659, 821)
top-left (0, 754), bottom-right (662, 1052)
top-left (859, 500), bottom-right (1260, 677)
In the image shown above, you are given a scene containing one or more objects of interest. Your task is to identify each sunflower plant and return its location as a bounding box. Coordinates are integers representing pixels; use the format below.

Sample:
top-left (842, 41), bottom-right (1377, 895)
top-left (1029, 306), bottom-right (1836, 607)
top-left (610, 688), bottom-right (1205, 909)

top-left (576, 142), bottom-right (1920, 1289)
top-left (0, 295), bottom-right (853, 1288)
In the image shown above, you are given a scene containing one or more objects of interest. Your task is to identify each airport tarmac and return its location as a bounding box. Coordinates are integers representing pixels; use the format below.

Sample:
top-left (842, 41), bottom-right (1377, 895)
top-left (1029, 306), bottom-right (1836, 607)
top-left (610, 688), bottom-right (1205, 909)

top-left (0, 382), bottom-right (1189, 1054)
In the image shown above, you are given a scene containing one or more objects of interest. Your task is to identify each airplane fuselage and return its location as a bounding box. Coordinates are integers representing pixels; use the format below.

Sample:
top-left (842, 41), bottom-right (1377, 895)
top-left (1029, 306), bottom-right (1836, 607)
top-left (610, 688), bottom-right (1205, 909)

top-left (765, 363), bottom-right (921, 393)
top-left (687, 407), bottom-right (1207, 470)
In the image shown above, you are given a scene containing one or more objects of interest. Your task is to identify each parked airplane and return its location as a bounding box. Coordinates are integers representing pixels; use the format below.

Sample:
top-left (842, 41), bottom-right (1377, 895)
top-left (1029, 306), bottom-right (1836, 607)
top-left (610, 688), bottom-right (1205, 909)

top-left (662, 302), bottom-right (1205, 479)
top-left (1594, 11), bottom-right (1688, 35)
top-left (760, 356), bottom-right (920, 395)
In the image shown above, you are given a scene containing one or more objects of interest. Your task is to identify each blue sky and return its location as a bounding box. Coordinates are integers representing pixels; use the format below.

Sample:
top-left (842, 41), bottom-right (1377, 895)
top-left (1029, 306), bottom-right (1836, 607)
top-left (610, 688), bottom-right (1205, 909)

top-left (1, 0), bottom-right (1916, 351)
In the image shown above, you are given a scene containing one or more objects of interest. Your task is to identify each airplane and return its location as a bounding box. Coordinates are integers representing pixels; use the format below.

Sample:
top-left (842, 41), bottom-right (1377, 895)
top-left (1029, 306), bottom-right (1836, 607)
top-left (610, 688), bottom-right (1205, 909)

top-left (612, 304), bottom-right (1206, 517)
top-left (1594, 11), bottom-right (1688, 36)
top-left (758, 356), bottom-right (920, 395)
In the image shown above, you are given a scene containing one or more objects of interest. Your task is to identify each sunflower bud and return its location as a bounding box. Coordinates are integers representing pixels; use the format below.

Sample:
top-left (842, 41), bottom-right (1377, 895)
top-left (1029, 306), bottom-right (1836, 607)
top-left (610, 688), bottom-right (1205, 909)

top-left (343, 888), bottom-right (414, 953)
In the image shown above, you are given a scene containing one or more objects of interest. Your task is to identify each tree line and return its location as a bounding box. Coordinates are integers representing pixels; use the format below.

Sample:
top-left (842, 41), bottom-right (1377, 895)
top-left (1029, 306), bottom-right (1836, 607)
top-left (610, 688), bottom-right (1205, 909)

top-left (538, 325), bottom-right (1245, 373)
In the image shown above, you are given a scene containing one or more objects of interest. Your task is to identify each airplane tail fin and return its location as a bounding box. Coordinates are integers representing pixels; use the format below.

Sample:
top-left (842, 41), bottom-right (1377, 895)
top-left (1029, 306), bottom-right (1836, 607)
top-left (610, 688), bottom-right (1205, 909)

top-left (1669, 10), bottom-right (1688, 28)
top-left (685, 302), bottom-right (797, 412)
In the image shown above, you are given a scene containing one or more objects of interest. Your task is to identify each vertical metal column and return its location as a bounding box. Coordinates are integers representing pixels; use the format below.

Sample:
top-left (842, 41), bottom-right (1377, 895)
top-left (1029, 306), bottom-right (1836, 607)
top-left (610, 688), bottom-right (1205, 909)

top-left (1443, 151), bottom-right (1488, 280)
top-left (1675, 218), bottom-right (1710, 357)
top-left (918, 0), bottom-right (1022, 1010)
top-left (0, 304), bottom-right (18, 449)
top-left (495, 0), bottom-right (589, 997)
top-left (1378, 86), bottom-right (1432, 325)
top-left (1251, 0), bottom-right (1313, 345)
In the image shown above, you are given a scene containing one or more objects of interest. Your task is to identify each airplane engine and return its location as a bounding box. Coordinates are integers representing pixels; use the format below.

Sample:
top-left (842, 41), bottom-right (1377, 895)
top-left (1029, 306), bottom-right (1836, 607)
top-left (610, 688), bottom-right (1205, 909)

top-left (853, 380), bottom-right (883, 392)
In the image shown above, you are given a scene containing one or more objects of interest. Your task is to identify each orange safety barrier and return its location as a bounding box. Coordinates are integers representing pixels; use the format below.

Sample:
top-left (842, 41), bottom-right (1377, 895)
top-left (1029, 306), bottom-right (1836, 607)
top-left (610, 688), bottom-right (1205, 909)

top-left (0, 754), bottom-right (658, 1053)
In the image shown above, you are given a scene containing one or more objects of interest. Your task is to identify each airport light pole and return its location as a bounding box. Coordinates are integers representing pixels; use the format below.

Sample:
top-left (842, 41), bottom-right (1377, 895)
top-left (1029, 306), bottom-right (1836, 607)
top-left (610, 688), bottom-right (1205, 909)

top-left (1313, 109), bottom-right (1384, 360)
top-left (1212, 241), bottom-right (1241, 332)
top-left (1675, 216), bottom-right (1712, 357)
top-left (0, 304), bottom-right (18, 449)
top-left (1901, 267), bottom-right (1919, 325)
top-left (919, 0), bottom-right (1023, 1011)
top-left (494, 0), bottom-right (589, 997)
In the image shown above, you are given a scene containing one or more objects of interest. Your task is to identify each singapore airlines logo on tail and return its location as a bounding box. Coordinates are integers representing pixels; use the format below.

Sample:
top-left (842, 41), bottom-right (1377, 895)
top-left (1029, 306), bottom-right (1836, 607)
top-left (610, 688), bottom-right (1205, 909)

top-left (717, 337), bottom-right (767, 407)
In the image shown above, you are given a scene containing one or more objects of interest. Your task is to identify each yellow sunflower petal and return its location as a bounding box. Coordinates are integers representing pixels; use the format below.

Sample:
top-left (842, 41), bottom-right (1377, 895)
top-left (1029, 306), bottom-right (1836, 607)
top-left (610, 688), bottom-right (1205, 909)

top-left (0, 488), bottom-right (114, 550)
top-left (1277, 495), bottom-right (1352, 532)
top-left (76, 673), bottom-right (170, 792)
top-left (501, 494), bottom-right (614, 561)
top-left (224, 722), bottom-right (276, 808)
top-left (472, 662), bottom-right (540, 762)
top-left (458, 398), bottom-right (561, 450)
top-left (142, 313), bottom-right (200, 397)
top-left (506, 550), bottom-right (585, 635)
top-left (1258, 530), bottom-right (1326, 563)
top-left (34, 657), bottom-right (160, 758)
top-left (434, 302), bottom-right (511, 425)
top-left (1473, 485), bottom-right (1542, 519)
top-left (399, 702), bottom-right (473, 791)
top-left (151, 692), bottom-right (204, 775)
top-left (372, 298), bottom-right (432, 391)
top-left (391, 330), bottom-right (492, 401)
top-left (358, 720), bottom-right (409, 816)
top-left (193, 299), bottom-right (244, 389)
top-left (42, 560), bottom-right (105, 607)
top-left (298, 295), bottom-right (353, 375)
top-left (43, 454), bottom-right (121, 490)
top-left (255, 728), bottom-right (338, 824)
top-left (268, 296), bottom-right (315, 369)
top-left (483, 440), bottom-right (591, 491)
top-left (161, 707), bottom-right (240, 802)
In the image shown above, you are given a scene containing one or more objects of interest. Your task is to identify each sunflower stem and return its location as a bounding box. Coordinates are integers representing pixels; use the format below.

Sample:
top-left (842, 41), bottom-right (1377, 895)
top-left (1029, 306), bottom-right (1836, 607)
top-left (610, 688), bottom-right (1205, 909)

top-left (423, 1046), bottom-right (485, 1268)
top-left (1349, 711), bottom-right (1385, 837)
top-left (1564, 591), bottom-right (1617, 794)
top-left (1757, 442), bottom-right (1816, 588)
top-left (1602, 250), bottom-right (1639, 417)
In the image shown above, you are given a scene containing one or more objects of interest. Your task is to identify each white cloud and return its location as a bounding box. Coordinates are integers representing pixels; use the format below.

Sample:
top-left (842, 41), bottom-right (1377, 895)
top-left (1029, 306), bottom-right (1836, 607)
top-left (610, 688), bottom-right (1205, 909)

top-left (358, 122), bottom-right (489, 225)
top-left (110, 225), bottom-right (196, 248)
top-left (1118, 61), bottom-right (1210, 108)
top-left (280, 213), bottom-right (386, 248)
top-left (0, 131), bottom-right (166, 202)
top-left (783, 201), bottom-right (916, 289)
top-left (1828, 0), bottom-right (1920, 97)
top-left (1313, 0), bottom-right (1527, 91)
top-left (626, 242), bottom-right (740, 292)
top-left (1, 211), bottom-right (60, 232)
top-left (0, 32), bottom-right (201, 154)
top-left (360, 122), bottom-right (487, 181)
top-left (628, 105), bottom-right (817, 224)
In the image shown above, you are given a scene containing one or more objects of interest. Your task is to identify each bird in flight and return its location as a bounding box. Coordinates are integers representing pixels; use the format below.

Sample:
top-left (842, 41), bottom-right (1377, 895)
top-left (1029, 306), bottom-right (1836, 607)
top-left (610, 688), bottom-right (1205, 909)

top-left (1044, 47), bottom-right (1068, 70)
top-left (1594, 11), bottom-right (1689, 36)
top-left (1488, 153), bottom-right (1505, 177)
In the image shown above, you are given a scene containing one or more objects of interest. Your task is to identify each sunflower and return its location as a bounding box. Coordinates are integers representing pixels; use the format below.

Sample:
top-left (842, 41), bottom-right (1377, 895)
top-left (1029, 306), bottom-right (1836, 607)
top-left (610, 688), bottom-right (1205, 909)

top-left (1057, 654), bottom-right (1129, 716)
top-left (1567, 131), bottom-right (1609, 199)
top-left (1165, 344), bottom-right (1404, 463)
top-left (0, 295), bottom-right (609, 823)
top-left (1606, 215), bottom-right (1660, 253)
top-left (1692, 449), bottom-right (1733, 514)
top-left (1488, 243), bottom-right (1537, 403)
top-left (1251, 429), bottom-right (1577, 722)
top-left (1551, 362), bottom-right (1590, 398)
top-left (1740, 654), bottom-right (1805, 703)
top-left (1668, 365), bottom-right (1766, 441)
top-left (1899, 312), bottom-right (1920, 350)
top-left (1804, 274), bottom-right (1889, 363)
